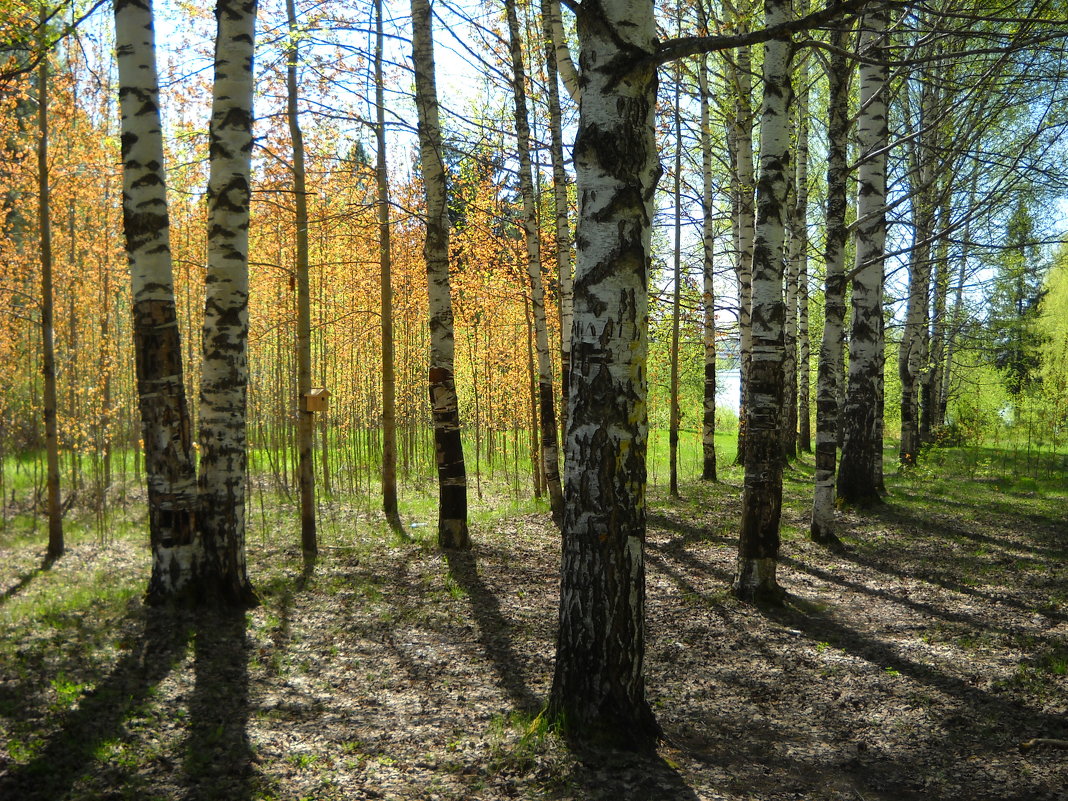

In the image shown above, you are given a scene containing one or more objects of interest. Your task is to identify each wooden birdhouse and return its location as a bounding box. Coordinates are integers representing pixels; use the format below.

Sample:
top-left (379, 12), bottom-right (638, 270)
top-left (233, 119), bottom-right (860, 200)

top-left (301, 387), bottom-right (331, 413)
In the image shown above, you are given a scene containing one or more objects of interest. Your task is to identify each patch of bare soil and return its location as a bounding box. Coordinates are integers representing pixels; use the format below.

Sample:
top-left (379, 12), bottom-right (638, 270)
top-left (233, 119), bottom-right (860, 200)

top-left (0, 470), bottom-right (1065, 800)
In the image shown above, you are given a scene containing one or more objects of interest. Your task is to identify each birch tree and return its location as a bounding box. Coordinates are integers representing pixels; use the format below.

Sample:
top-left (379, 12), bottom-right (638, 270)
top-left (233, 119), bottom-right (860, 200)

top-left (699, 50), bottom-right (717, 482)
top-left (733, 0), bottom-right (792, 604)
top-left (114, 0), bottom-right (201, 601)
top-left (198, 0), bottom-right (258, 604)
top-left (548, 0), bottom-right (873, 745)
top-left (547, 0), bottom-right (660, 749)
top-left (504, 0), bottom-right (564, 524)
top-left (724, 30), bottom-right (755, 466)
top-left (411, 0), bottom-right (469, 548)
top-left (810, 20), bottom-right (850, 546)
top-left (837, 2), bottom-right (888, 507)
top-left (540, 0), bottom-right (574, 440)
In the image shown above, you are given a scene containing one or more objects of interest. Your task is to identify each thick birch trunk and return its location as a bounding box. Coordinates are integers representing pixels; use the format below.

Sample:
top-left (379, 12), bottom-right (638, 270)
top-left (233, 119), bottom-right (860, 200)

top-left (375, 0), bottom-right (400, 530)
top-left (286, 0), bottom-right (316, 554)
top-left (410, 0), bottom-right (469, 548)
top-left (810, 23), bottom-right (849, 547)
top-left (548, 0), bottom-right (660, 749)
top-left (199, 0), bottom-right (258, 605)
top-left (114, 0), bottom-right (202, 600)
top-left (699, 52), bottom-right (717, 482)
top-left (734, 0), bottom-right (791, 605)
top-left (838, 3), bottom-right (888, 507)
top-left (505, 0), bottom-right (564, 524)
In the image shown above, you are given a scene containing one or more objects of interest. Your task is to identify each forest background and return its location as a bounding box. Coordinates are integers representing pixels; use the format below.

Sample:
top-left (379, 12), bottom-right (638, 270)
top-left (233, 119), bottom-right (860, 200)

top-left (0, 0), bottom-right (1065, 531)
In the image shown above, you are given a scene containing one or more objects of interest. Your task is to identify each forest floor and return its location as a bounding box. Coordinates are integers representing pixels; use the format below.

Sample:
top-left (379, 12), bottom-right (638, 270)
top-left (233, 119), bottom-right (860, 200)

top-left (0, 447), bottom-right (1065, 800)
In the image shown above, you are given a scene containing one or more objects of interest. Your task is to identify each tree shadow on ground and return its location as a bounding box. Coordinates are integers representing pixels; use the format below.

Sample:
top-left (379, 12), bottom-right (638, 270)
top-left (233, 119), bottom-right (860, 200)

top-left (0, 606), bottom-right (193, 800)
top-left (566, 746), bottom-right (701, 801)
top-left (0, 564), bottom-right (47, 606)
top-left (761, 597), bottom-right (1068, 738)
top-left (445, 548), bottom-right (541, 714)
top-left (184, 607), bottom-right (256, 801)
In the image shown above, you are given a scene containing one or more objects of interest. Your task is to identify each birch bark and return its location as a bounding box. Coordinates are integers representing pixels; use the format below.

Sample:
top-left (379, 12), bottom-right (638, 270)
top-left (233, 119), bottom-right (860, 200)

top-left (548, 0), bottom-right (660, 748)
top-left (411, 0), bottom-right (469, 548)
top-left (540, 0), bottom-right (573, 446)
top-left (199, 0), bottom-right (258, 605)
top-left (114, 0), bottom-right (201, 600)
top-left (724, 29), bottom-right (755, 466)
top-left (810, 21), bottom-right (850, 546)
top-left (505, 0), bottom-right (564, 524)
top-left (699, 51), bottom-right (717, 482)
top-left (733, 0), bottom-right (791, 604)
top-left (837, 2), bottom-right (888, 507)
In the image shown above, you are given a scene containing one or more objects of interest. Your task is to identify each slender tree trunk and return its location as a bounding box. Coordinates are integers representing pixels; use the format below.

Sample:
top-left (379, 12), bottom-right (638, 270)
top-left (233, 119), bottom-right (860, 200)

top-left (810, 22), bottom-right (850, 547)
top-left (793, 45), bottom-right (811, 455)
top-left (783, 164), bottom-right (797, 463)
top-left (540, 0), bottom-right (573, 449)
top-left (669, 60), bottom-right (683, 499)
top-left (115, 0), bottom-right (203, 602)
top-left (699, 51), bottom-right (717, 482)
top-left (286, 0), bottom-right (316, 554)
top-left (837, 3), bottom-right (888, 507)
top-left (376, 0), bottom-right (400, 531)
top-left (505, 0), bottom-right (564, 524)
top-left (899, 71), bottom-right (937, 467)
top-left (548, 0), bottom-right (660, 750)
top-left (545, 0), bottom-right (579, 102)
top-left (733, 0), bottom-right (791, 605)
top-left (37, 22), bottom-right (63, 563)
top-left (199, 0), bottom-right (258, 605)
top-left (410, 0), bottom-right (469, 548)
top-left (921, 196), bottom-right (951, 437)
top-left (940, 176), bottom-right (977, 418)
top-left (725, 32), bottom-right (755, 466)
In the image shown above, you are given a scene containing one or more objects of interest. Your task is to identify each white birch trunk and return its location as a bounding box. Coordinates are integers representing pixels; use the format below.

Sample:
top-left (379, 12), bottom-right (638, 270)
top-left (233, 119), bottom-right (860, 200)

top-left (199, 0), bottom-right (258, 605)
top-left (838, 2), bottom-right (888, 507)
top-left (505, 0), bottom-right (564, 524)
top-left (114, 0), bottom-right (202, 601)
top-left (725, 31), bottom-right (756, 466)
top-left (734, 0), bottom-right (791, 604)
top-left (410, 0), bottom-right (469, 548)
top-left (548, 0), bottom-right (660, 748)
top-left (699, 51), bottom-right (717, 482)
top-left (810, 21), bottom-right (850, 546)
top-left (540, 0), bottom-right (573, 449)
